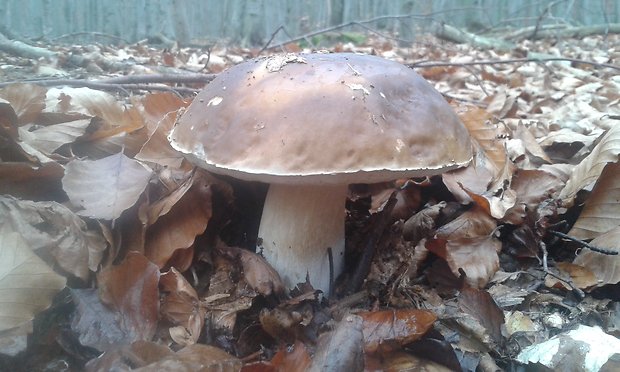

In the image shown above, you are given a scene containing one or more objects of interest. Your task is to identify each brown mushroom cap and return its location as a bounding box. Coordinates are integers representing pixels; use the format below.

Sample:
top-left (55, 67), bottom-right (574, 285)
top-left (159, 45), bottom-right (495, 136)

top-left (169, 53), bottom-right (473, 184)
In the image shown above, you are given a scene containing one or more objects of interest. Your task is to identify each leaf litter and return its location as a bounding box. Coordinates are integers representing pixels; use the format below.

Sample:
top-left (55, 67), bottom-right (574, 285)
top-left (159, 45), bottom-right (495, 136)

top-left (0, 31), bottom-right (619, 371)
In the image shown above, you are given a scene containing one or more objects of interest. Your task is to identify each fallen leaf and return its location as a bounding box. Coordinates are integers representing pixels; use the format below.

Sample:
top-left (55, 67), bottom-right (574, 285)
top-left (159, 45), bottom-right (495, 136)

top-left (84, 340), bottom-right (174, 371)
top-left (71, 288), bottom-right (135, 352)
top-left (309, 314), bottom-right (364, 371)
top-left (135, 93), bottom-right (189, 168)
top-left (268, 341), bottom-right (311, 372)
top-left (0, 97), bottom-right (19, 139)
top-left (45, 87), bottom-right (143, 139)
top-left (0, 161), bottom-right (64, 202)
top-left (160, 268), bottom-right (204, 346)
top-left (458, 287), bottom-right (505, 345)
top-left (547, 262), bottom-right (599, 290)
top-left (503, 168), bottom-right (564, 224)
top-left (0, 83), bottom-right (46, 124)
top-left (0, 223), bottom-right (66, 332)
top-left (134, 343), bottom-right (242, 371)
top-left (18, 119), bottom-right (92, 155)
top-left (97, 252), bottom-right (160, 343)
top-left (144, 172), bottom-right (212, 267)
top-left (513, 122), bottom-right (551, 163)
top-left (573, 226), bottom-right (620, 286)
top-left (559, 124), bottom-right (620, 203)
top-left (358, 309), bottom-right (437, 354)
top-left (219, 244), bottom-right (285, 297)
top-left (403, 202), bottom-right (445, 243)
top-left (455, 105), bottom-right (507, 172)
top-left (365, 350), bottom-right (453, 372)
top-left (569, 161), bottom-right (620, 239)
top-left (0, 195), bottom-right (106, 280)
top-left (63, 152), bottom-right (152, 220)
top-left (427, 235), bottom-right (501, 289)
top-left (435, 206), bottom-right (497, 240)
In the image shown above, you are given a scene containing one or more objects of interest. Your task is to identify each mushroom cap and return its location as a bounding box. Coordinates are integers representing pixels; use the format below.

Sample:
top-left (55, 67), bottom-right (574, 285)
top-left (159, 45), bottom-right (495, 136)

top-left (169, 53), bottom-right (473, 184)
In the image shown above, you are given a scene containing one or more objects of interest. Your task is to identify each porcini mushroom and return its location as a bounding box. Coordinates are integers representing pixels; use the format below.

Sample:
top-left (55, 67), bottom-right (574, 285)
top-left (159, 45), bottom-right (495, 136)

top-left (168, 53), bottom-right (473, 295)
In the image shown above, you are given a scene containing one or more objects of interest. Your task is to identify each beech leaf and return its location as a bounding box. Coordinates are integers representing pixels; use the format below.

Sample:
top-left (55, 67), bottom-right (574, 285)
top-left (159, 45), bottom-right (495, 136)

top-left (63, 152), bottom-right (152, 220)
top-left (569, 161), bottom-right (620, 239)
top-left (559, 124), bottom-right (620, 203)
top-left (359, 309), bottom-right (437, 354)
top-left (97, 252), bottom-right (160, 343)
top-left (573, 226), bottom-right (620, 286)
top-left (0, 224), bottom-right (66, 332)
top-left (0, 196), bottom-right (105, 280)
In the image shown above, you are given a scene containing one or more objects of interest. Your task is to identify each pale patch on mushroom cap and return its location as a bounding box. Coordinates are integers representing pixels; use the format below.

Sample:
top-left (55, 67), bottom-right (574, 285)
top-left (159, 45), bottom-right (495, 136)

top-left (169, 53), bottom-right (473, 184)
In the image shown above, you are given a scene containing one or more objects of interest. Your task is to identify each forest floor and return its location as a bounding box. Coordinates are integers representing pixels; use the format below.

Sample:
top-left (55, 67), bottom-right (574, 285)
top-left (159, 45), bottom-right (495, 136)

top-left (0, 31), bottom-right (619, 371)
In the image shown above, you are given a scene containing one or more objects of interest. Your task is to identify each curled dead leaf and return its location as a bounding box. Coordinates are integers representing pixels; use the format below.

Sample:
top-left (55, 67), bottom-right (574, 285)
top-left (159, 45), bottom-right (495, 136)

top-left (358, 309), bottom-right (437, 354)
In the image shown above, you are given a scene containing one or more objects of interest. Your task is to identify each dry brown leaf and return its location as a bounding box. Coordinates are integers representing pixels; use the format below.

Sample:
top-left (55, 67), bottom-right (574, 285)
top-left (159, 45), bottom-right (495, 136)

top-left (0, 196), bottom-right (105, 280)
top-left (365, 351), bottom-right (453, 372)
top-left (97, 252), bottom-right (160, 343)
top-left (135, 93), bottom-right (189, 168)
top-left (427, 235), bottom-right (501, 289)
top-left (63, 152), bottom-right (152, 220)
top-left (309, 314), bottom-right (364, 371)
top-left (547, 262), bottom-right (599, 290)
top-left (569, 161), bottom-right (620, 239)
top-left (0, 223), bottom-right (66, 332)
top-left (486, 89), bottom-right (519, 119)
top-left (219, 244), bottom-right (285, 297)
top-left (455, 105), bottom-right (507, 171)
top-left (159, 268), bottom-right (204, 346)
top-left (134, 343), bottom-right (242, 371)
top-left (141, 171), bottom-right (195, 226)
top-left (573, 226), bottom-right (620, 286)
top-left (71, 288), bottom-right (136, 352)
top-left (0, 162), bottom-right (64, 201)
top-left (45, 87), bottom-right (143, 138)
top-left (442, 147), bottom-right (495, 202)
top-left (458, 287), bottom-right (505, 345)
top-left (0, 97), bottom-right (19, 139)
top-left (265, 341), bottom-right (311, 372)
top-left (513, 122), bottom-right (551, 163)
top-left (435, 206), bottom-right (497, 240)
top-left (358, 309), bottom-right (437, 354)
top-left (0, 83), bottom-right (46, 124)
top-left (18, 119), bottom-right (92, 155)
top-left (403, 202), bottom-right (445, 243)
top-left (503, 169), bottom-right (564, 224)
top-left (144, 173), bottom-right (212, 267)
top-left (83, 340), bottom-right (174, 371)
top-left (559, 124), bottom-right (620, 203)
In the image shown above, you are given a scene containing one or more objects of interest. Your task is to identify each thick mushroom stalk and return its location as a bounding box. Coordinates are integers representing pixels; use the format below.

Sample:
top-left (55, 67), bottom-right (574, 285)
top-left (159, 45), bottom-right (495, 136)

top-left (258, 183), bottom-right (347, 295)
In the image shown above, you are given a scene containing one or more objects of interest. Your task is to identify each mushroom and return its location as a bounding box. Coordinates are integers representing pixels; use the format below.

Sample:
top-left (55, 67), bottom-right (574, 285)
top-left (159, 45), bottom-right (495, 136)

top-left (168, 53), bottom-right (473, 295)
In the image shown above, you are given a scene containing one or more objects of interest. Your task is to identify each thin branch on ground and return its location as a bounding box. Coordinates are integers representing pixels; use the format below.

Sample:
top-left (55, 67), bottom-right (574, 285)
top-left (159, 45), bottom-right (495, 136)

top-left (260, 10), bottom-right (483, 52)
top-left (0, 73), bottom-right (216, 95)
top-left (410, 56), bottom-right (620, 71)
top-left (548, 230), bottom-right (618, 255)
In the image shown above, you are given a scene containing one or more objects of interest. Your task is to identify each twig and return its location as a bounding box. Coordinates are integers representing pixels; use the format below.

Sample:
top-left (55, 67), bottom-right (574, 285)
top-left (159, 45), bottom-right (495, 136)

top-left (540, 267), bottom-right (585, 300)
top-left (409, 57), bottom-right (620, 71)
top-left (548, 230), bottom-right (618, 255)
top-left (0, 73), bottom-right (217, 95)
top-left (51, 31), bottom-right (130, 44)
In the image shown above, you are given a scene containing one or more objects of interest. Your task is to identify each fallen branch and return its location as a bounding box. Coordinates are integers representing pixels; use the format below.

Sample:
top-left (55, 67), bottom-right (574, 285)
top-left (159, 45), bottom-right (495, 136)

top-left (0, 32), bottom-right (56, 59)
top-left (0, 73), bottom-right (216, 95)
top-left (409, 56), bottom-right (620, 72)
top-left (549, 230), bottom-right (618, 256)
top-left (504, 23), bottom-right (620, 41)
top-left (433, 23), bottom-right (514, 51)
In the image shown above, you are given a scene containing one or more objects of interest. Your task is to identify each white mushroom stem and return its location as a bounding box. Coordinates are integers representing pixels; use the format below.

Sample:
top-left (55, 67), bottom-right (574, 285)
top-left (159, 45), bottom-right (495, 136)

top-left (258, 183), bottom-right (347, 295)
